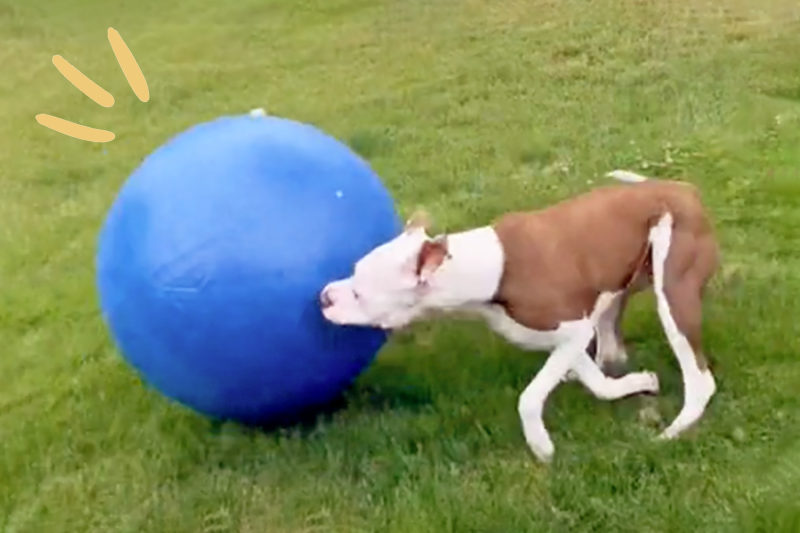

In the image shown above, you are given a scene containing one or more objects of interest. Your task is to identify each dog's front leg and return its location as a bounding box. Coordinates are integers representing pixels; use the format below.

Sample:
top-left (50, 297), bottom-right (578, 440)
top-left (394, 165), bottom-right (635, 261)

top-left (570, 349), bottom-right (660, 399)
top-left (517, 321), bottom-right (594, 463)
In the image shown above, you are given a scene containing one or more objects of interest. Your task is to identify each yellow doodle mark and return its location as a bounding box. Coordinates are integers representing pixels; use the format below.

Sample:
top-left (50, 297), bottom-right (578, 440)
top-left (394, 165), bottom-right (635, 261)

top-left (36, 27), bottom-right (149, 142)
top-left (52, 55), bottom-right (115, 107)
top-left (107, 28), bottom-right (149, 102)
top-left (36, 114), bottom-right (115, 143)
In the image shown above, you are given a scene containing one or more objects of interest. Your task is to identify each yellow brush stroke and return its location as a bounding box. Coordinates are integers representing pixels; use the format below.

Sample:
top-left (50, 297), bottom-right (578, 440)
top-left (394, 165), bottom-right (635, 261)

top-left (52, 55), bottom-right (115, 108)
top-left (36, 114), bottom-right (115, 143)
top-left (107, 27), bottom-right (149, 102)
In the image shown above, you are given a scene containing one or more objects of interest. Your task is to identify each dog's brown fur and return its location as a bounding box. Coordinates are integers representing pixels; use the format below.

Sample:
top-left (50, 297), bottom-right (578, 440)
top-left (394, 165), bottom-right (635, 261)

top-left (489, 178), bottom-right (719, 371)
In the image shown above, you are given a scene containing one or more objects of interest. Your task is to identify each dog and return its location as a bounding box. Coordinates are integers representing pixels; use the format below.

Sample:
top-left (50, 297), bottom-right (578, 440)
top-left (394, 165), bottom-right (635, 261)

top-left (319, 170), bottom-right (720, 463)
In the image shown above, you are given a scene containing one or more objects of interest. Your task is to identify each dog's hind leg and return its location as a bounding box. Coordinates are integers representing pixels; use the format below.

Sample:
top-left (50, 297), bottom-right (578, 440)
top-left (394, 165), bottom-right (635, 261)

top-left (594, 246), bottom-right (652, 377)
top-left (649, 212), bottom-right (719, 440)
top-left (594, 290), bottom-right (631, 376)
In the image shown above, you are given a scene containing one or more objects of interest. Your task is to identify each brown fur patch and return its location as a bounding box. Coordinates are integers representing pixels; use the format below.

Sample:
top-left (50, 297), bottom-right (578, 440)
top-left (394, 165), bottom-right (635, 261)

top-left (490, 178), bottom-right (719, 363)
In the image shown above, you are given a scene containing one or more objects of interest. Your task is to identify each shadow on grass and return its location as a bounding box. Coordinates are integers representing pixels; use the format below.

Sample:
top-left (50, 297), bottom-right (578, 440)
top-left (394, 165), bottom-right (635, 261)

top-left (205, 362), bottom-right (435, 438)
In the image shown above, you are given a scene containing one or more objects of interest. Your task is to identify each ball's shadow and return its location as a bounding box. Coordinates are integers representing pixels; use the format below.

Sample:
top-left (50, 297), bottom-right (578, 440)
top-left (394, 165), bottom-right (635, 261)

top-left (209, 364), bottom-right (434, 437)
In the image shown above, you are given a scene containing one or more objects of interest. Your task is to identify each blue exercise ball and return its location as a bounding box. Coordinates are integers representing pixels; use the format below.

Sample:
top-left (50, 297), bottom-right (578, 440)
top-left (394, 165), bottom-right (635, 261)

top-left (96, 112), bottom-right (402, 425)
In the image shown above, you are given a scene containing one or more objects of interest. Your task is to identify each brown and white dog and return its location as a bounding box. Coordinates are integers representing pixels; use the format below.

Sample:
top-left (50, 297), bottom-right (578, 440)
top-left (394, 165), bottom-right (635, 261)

top-left (319, 170), bottom-right (720, 463)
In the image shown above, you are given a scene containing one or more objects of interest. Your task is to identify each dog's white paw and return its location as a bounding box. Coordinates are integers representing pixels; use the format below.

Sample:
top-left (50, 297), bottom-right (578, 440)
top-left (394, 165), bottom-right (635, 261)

top-left (634, 371), bottom-right (660, 395)
top-left (523, 420), bottom-right (555, 464)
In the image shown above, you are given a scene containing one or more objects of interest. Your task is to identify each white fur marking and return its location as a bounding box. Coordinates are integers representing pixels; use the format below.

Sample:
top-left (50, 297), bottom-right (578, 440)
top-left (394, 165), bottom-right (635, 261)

top-left (562, 290), bottom-right (625, 383)
top-left (649, 212), bottom-right (716, 440)
top-left (563, 292), bottom-right (656, 396)
top-left (594, 291), bottom-right (629, 370)
top-left (503, 291), bottom-right (659, 463)
top-left (475, 305), bottom-right (579, 351)
top-left (570, 351), bottom-right (660, 400)
top-left (607, 169), bottom-right (649, 183)
top-left (517, 318), bottom-right (595, 463)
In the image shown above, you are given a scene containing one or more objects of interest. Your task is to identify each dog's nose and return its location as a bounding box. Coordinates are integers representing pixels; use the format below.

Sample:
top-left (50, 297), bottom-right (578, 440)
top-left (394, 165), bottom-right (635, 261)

top-left (320, 288), bottom-right (333, 309)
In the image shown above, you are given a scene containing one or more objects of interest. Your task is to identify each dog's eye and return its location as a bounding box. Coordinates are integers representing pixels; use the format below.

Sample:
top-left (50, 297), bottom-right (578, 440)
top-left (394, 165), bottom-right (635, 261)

top-left (353, 290), bottom-right (361, 301)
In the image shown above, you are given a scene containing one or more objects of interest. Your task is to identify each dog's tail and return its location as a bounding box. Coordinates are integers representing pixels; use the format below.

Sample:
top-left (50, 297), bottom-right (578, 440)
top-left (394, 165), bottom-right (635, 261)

top-left (606, 169), bottom-right (650, 183)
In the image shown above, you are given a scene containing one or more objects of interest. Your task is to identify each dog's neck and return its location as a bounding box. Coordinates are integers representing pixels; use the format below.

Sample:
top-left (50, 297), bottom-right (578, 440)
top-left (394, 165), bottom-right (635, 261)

top-left (419, 226), bottom-right (505, 310)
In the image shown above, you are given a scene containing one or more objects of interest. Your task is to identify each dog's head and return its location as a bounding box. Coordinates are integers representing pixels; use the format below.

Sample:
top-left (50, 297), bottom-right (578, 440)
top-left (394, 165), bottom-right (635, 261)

top-left (319, 210), bottom-right (451, 330)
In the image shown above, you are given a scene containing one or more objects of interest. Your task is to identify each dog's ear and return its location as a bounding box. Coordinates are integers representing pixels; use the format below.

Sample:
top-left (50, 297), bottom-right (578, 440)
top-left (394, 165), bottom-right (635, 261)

top-left (404, 209), bottom-right (431, 234)
top-left (416, 234), bottom-right (450, 284)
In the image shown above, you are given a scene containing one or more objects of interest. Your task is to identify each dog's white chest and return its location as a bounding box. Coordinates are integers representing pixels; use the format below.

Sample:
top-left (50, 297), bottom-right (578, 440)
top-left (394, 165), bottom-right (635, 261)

top-left (470, 304), bottom-right (583, 351)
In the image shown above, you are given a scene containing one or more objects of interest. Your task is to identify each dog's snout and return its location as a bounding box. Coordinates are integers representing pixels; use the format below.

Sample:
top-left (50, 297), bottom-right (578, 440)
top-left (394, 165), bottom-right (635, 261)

top-left (320, 287), bottom-right (333, 309)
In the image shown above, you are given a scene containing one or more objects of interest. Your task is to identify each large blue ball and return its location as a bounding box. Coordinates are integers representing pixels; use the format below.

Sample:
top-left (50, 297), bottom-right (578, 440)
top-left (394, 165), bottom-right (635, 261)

top-left (96, 113), bottom-right (402, 425)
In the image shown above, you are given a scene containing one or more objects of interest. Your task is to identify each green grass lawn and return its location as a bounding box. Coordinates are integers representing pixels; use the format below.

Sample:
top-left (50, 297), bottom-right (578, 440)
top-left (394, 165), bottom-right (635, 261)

top-left (3, 0), bottom-right (800, 531)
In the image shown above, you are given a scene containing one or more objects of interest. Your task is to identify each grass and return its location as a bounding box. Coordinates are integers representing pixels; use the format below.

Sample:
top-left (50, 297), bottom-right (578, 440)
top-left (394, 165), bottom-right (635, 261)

top-left (3, 0), bottom-right (800, 531)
